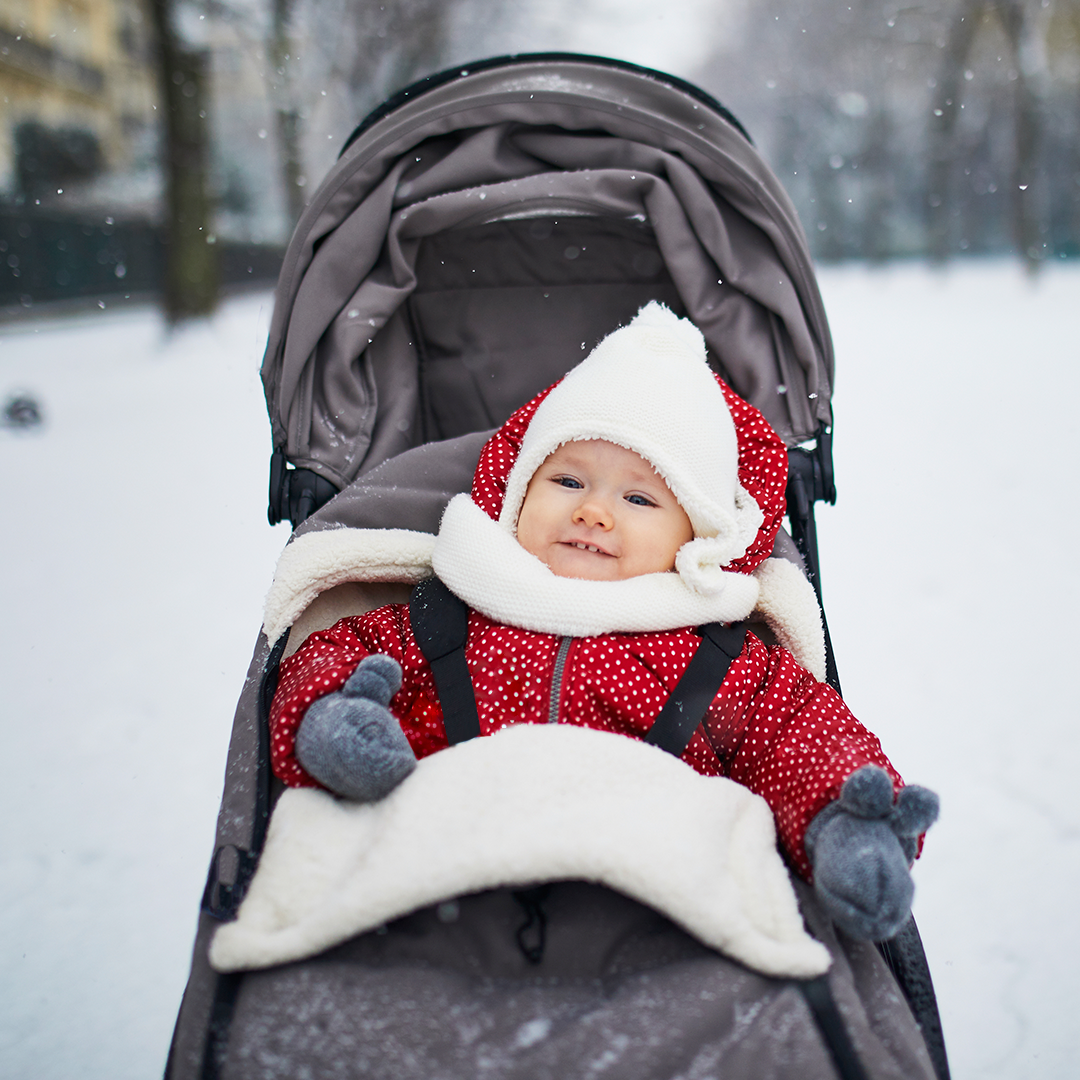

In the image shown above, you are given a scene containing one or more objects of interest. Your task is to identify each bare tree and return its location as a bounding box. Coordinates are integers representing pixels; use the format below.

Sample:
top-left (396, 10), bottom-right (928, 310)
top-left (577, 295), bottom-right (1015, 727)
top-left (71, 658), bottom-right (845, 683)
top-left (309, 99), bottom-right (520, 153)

top-left (702, 0), bottom-right (940, 261)
top-left (291, 0), bottom-right (507, 168)
top-left (269, 0), bottom-right (306, 227)
top-left (928, 0), bottom-right (1045, 270)
top-left (147, 0), bottom-right (220, 321)
top-left (697, 0), bottom-right (1077, 266)
top-left (244, 0), bottom-right (505, 233)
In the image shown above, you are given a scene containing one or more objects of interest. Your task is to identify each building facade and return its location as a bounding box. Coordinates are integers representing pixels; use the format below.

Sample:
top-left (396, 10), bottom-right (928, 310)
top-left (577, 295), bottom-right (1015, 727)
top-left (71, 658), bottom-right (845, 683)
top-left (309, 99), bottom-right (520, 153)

top-left (0, 0), bottom-right (157, 200)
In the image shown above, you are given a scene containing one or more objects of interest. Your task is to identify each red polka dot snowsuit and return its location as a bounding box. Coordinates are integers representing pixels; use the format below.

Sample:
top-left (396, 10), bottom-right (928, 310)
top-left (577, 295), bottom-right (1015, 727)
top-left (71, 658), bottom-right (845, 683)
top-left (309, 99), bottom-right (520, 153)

top-left (270, 379), bottom-right (902, 881)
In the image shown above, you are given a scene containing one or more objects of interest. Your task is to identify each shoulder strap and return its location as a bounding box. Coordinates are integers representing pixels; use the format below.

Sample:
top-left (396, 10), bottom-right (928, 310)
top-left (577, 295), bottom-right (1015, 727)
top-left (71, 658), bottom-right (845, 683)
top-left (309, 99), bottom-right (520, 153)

top-left (409, 576), bottom-right (481, 744)
top-left (410, 579), bottom-right (745, 757)
top-left (644, 622), bottom-right (747, 757)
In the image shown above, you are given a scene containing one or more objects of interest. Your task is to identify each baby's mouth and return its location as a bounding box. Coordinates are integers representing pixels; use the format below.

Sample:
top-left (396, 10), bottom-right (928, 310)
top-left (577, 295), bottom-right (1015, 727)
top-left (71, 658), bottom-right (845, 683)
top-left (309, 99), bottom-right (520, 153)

top-left (563, 540), bottom-right (614, 557)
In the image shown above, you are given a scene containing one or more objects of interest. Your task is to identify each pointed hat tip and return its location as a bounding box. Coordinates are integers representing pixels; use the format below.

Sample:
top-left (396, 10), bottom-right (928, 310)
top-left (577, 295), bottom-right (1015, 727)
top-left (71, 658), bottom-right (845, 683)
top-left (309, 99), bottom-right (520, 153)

top-left (626, 301), bottom-right (706, 358)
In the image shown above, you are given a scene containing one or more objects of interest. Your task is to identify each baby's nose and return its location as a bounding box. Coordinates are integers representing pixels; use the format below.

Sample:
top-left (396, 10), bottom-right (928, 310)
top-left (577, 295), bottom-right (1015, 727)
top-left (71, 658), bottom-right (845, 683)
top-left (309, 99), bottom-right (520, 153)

top-left (574, 498), bottom-right (613, 529)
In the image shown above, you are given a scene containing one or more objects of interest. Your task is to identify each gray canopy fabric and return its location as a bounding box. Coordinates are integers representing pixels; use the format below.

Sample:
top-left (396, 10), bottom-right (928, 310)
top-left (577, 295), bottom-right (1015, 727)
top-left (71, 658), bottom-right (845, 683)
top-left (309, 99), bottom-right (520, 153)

top-left (261, 58), bottom-right (835, 492)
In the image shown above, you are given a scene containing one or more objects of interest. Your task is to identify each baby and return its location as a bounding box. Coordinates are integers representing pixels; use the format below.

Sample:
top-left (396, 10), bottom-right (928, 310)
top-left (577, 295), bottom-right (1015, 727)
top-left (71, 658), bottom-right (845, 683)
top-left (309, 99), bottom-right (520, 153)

top-left (270, 302), bottom-right (937, 942)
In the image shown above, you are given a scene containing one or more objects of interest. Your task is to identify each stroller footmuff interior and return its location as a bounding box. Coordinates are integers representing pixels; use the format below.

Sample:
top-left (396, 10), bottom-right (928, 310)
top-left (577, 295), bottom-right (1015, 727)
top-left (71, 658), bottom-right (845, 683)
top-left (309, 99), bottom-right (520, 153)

top-left (166, 55), bottom-right (948, 1080)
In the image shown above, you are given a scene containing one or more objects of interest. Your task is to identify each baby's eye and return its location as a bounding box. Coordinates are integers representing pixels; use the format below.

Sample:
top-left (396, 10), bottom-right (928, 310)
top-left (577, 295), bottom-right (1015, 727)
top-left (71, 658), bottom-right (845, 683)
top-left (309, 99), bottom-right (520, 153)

top-left (625, 493), bottom-right (656, 507)
top-left (554, 476), bottom-right (583, 489)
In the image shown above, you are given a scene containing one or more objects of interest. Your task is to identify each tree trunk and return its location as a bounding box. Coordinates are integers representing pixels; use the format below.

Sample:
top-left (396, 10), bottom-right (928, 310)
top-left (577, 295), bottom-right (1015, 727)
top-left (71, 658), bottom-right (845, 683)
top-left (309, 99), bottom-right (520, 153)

top-left (861, 105), bottom-right (893, 263)
top-left (148, 0), bottom-right (219, 322)
top-left (927, 0), bottom-right (983, 263)
top-left (998, 0), bottom-right (1043, 272)
top-left (929, 0), bottom-right (1044, 270)
top-left (271, 0), bottom-right (306, 228)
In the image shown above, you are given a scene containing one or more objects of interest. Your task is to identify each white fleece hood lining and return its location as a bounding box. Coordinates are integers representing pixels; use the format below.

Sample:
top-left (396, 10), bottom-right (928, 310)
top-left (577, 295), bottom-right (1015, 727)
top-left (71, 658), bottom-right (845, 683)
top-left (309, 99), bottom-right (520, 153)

top-left (261, 522), bottom-right (826, 680)
top-left (433, 494), bottom-right (761, 637)
top-left (496, 303), bottom-right (766, 575)
top-left (210, 724), bottom-right (831, 979)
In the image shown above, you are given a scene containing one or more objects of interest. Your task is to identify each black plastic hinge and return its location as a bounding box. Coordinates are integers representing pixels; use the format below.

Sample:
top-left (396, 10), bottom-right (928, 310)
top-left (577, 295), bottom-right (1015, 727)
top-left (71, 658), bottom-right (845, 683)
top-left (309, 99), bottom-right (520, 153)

top-left (787, 423), bottom-right (836, 513)
top-left (785, 423), bottom-right (842, 695)
top-left (201, 844), bottom-right (260, 921)
top-left (267, 449), bottom-right (340, 527)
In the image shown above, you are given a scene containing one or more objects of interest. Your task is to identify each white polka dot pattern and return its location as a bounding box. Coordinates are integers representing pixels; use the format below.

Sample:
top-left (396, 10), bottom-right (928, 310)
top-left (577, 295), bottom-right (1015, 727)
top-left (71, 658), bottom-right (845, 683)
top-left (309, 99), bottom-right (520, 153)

top-left (270, 608), bottom-right (901, 881)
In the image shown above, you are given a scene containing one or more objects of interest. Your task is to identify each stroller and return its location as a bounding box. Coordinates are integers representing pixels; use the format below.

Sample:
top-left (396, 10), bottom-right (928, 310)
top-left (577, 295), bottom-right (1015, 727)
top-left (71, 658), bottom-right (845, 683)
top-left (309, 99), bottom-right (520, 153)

top-left (166, 55), bottom-right (948, 1080)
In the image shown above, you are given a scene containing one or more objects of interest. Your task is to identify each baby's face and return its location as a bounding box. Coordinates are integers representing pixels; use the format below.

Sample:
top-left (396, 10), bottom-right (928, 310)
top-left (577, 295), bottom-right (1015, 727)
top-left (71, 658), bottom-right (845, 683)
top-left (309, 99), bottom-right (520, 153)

top-left (516, 440), bottom-right (694, 581)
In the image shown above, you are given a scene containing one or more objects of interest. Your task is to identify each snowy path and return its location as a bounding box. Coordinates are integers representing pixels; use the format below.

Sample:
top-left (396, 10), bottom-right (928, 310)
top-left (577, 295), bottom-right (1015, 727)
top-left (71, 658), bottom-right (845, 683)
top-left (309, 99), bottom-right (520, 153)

top-left (1, 263), bottom-right (1078, 1078)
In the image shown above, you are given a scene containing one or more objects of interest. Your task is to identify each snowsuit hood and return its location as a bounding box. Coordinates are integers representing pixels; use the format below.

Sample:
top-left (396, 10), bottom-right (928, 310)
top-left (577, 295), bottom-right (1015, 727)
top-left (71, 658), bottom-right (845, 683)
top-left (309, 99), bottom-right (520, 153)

top-left (261, 308), bottom-right (823, 674)
top-left (422, 304), bottom-right (792, 637)
top-left (474, 302), bottom-right (788, 585)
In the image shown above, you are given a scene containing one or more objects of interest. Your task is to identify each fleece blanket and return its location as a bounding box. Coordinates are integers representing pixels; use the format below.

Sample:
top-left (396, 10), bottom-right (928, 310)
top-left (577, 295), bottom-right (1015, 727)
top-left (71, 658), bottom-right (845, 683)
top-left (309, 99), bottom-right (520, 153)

top-left (210, 724), bottom-right (830, 979)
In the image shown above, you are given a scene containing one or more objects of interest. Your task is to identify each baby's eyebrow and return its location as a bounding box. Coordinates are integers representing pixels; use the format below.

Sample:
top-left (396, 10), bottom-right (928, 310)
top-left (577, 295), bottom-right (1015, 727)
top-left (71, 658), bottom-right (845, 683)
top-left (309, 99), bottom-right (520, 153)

top-left (622, 466), bottom-right (670, 489)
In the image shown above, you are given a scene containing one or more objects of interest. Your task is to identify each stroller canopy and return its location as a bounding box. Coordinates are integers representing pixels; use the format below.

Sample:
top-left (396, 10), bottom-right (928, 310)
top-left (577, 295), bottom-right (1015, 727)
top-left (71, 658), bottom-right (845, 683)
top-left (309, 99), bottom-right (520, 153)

top-left (260, 54), bottom-right (835, 503)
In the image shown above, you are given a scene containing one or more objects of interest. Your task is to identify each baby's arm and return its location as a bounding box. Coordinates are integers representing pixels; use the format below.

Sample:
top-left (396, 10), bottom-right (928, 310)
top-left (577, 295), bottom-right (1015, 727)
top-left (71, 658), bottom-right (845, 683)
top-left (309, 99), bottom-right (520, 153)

top-left (270, 604), bottom-right (419, 794)
top-left (295, 654), bottom-right (415, 800)
top-left (705, 638), bottom-right (900, 874)
top-left (704, 636), bottom-right (938, 939)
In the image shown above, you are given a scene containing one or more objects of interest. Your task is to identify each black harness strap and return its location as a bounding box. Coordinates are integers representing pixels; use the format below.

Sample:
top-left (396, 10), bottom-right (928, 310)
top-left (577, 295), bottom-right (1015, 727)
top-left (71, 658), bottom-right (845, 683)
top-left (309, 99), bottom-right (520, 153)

top-left (876, 917), bottom-right (951, 1080)
top-left (410, 579), bottom-right (746, 758)
top-left (644, 621), bottom-right (747, 757)
top-left (410, 577), bottom-right (481, 744)
top-left (797, 976), bottom-right (872, 1080)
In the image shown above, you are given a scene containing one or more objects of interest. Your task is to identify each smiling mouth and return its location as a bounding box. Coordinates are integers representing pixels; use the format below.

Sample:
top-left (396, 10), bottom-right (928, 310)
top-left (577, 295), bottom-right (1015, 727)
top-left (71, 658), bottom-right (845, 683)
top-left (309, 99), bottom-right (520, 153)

top-left (564, 541), bottom-right (613, 556)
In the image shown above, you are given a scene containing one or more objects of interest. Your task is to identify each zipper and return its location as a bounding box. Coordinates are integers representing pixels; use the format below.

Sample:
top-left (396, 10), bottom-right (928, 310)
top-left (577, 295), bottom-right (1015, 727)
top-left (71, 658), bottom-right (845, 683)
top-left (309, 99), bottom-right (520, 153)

top-left (548, 637), bottom-right (573, 723)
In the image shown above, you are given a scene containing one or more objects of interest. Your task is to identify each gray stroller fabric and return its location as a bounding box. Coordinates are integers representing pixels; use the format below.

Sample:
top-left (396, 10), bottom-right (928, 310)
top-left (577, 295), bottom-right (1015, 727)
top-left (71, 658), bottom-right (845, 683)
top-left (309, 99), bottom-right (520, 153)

top-left (261, 59), bottom-right (834, 491)
top-left (294, 429), bottom-right (492, 538)
top-left (216, 881), bottom-right (936, 1080)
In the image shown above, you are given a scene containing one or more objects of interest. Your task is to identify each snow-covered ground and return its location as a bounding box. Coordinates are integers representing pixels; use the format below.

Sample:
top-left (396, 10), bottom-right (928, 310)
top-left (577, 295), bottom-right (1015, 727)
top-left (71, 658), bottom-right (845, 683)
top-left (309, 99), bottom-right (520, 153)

top-left (1, 261), bottom-right (1077, 1079)
top-left (815, 261), bottom-right (1080, 1080)
top-left (0, 295), bottom-right (291, 1078)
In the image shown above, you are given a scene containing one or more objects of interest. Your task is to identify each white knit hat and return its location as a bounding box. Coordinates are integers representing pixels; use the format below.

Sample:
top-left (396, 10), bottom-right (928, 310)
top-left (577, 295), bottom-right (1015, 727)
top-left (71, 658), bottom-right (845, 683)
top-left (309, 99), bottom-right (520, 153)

top-left (499, 302), bottom-right (764, 596)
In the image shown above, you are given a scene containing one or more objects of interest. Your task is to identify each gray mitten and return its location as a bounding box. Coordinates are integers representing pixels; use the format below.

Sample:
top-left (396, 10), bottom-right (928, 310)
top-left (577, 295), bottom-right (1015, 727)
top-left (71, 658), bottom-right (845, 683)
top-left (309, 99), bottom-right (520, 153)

top-left (295, 654), bottom-right (415, 801)
top-left (804, 765), bottom-right (939, 941)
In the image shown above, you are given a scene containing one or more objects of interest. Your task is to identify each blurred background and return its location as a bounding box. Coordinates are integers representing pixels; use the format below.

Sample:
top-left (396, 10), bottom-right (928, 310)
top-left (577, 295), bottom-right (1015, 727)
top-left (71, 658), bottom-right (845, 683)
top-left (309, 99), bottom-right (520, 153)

top-left (3, 0), bottom-right (1079, 321)
top-left (2, 3), bottom-right (1079, 1080)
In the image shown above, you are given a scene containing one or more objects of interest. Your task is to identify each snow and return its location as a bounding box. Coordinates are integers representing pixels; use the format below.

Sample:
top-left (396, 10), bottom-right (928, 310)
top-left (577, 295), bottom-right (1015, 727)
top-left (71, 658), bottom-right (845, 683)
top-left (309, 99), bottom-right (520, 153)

top-left (815, 260), bottom-right (1080, 1080)
top-left (0, 295), bottom-right (291, 1078)
top-left (1, 261), bottom-right (1078, 1078)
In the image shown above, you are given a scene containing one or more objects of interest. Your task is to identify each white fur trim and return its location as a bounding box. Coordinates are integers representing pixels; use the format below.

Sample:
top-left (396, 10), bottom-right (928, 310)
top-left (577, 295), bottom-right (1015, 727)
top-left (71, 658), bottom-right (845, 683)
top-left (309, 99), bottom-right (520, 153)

top-left (497, 302), bottom-right (762, 569)
top-left (433, 494), bottom-right (760, 636)
top-left (260, 526), bottom-right (824, 675)
top-left (210, 724), bottom-right (830, 979)
top-left (752, 558), bottom-right (827, 681)
top-left (262, 528), bottom-right (435, 643)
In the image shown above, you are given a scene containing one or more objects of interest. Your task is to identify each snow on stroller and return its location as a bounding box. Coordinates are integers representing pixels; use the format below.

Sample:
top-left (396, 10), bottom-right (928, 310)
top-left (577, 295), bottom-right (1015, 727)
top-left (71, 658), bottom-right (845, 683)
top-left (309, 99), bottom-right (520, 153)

top-left (166, 55), bottom-right (948, 1080)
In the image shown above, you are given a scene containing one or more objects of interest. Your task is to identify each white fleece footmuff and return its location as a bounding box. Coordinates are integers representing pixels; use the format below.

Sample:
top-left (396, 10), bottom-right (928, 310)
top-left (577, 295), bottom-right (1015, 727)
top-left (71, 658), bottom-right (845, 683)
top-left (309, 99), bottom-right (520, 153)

top-left (210, 724), bottom-right (830, 979)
